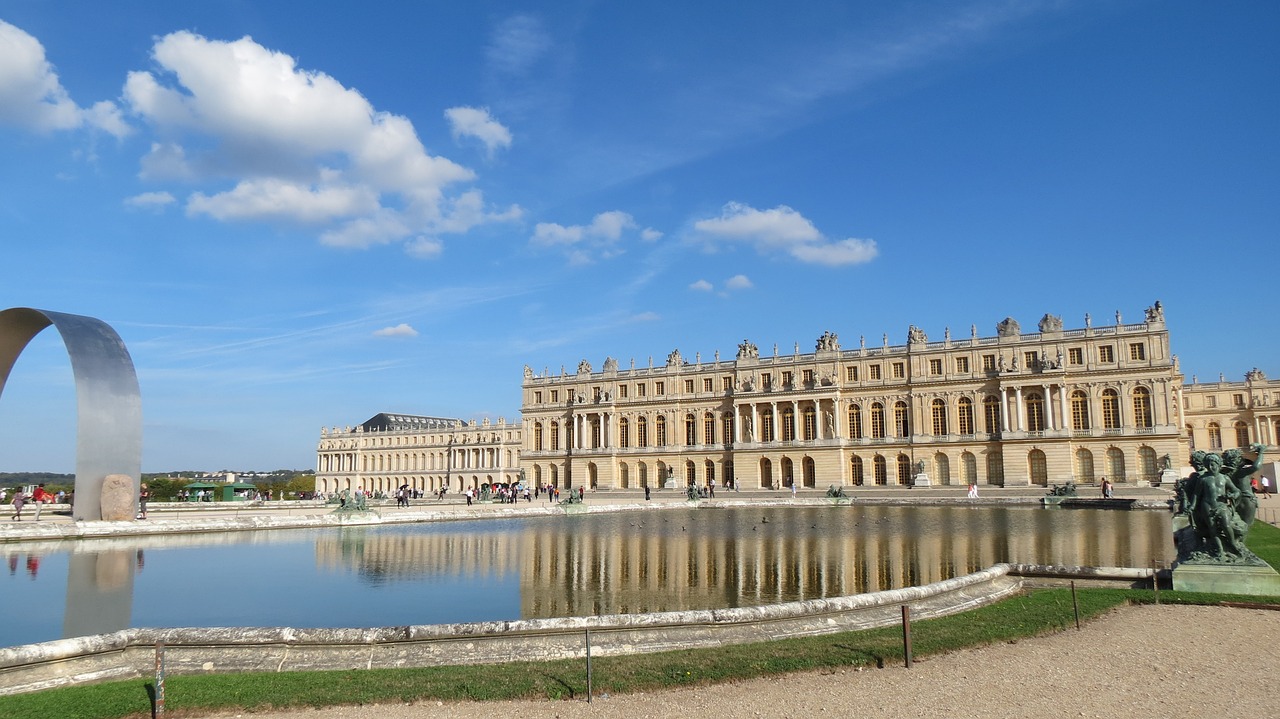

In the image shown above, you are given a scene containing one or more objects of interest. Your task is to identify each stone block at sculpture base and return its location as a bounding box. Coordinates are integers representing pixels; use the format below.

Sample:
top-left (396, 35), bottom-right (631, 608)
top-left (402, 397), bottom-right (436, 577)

top-left (1172, 562), bottom-right (1280, 596)
top-left (100, 474), bottom-right (136, 521)
top-left (1158, 469), bottom-right (1179, 487)
top-left (912, 472), bottom-right (931, 487)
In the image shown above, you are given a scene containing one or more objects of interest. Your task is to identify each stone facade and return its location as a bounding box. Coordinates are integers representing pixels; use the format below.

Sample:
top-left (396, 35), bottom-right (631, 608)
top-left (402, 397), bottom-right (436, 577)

top-left (315, 413), bottom-right (522, 495)
top-left (519, 304), bottom-right (1188, 489)
top-left (1181, 367), bottom-right (1280, 456)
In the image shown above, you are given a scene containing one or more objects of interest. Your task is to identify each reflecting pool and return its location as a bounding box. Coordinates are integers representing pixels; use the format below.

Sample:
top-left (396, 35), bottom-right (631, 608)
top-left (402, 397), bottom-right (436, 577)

top-left (1, 505), bottom-right (1174, 648)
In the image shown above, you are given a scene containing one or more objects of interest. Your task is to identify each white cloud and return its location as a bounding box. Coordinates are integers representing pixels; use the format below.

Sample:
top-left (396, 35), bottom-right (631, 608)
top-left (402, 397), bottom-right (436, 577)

top-left (640, 228), bottom-right (663, 242)
top-left (445, 106), bottom-right (513, 155)
top-left (690, 279), bottom-right (713, 292)
top-left (531, 210), bottom-right (658, 263)
top-left (373, 324), bottom-right (419, 338)
top-left (405, 237), bottom-right (443, 259)
top-left (0, 20), bottom-right (129, 137)
top-left (694, 202), bottom-right (878, 266)
top-left (725, 274), bottom-right (753, 290)
top-left (123, 191), bottom-right (176, 210)
top-left (486, 14), bottom-right (551, 75)
top-left (122, 31), bottom-right (510, 251)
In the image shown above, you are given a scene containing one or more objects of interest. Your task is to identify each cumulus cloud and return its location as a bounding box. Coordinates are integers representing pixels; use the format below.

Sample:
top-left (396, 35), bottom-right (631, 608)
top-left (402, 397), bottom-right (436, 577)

top-left (689, 279), bottom-right (713, 292)
top-left (693, 202), bottom-right (878, 266)
top-left (123, 191), bottom-right (176, 210)
top-left (373, 323), bottom-right (419, 338)
top-left (445, 106), bottom-right (512, 156)
top-left (122, 31), bottom-right (516, 253)
top-left (725, 274), bottom-right (753, 290)
top-left (0, 20), bottom-right (129, 137)
top-left (531, 210), bottom-right (661, 263)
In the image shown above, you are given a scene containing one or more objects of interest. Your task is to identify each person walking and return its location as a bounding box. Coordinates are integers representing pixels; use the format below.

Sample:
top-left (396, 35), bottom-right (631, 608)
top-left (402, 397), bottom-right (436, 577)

top-left (138, 483), bottom-right (151, 519)
top-left (644, 485), bottom-right (651, 501)
top-left (32, 484), bottom-right (54, 521)
top-left (966, 482), bottom-right (978, 499)
top-left (10, 488), bottom-right (26, 521)
top-left (1262, 476), bottom-right (1272, 499)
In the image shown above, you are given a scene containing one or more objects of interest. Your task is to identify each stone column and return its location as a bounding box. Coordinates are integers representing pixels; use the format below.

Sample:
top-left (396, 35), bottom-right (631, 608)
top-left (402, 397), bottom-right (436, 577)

top-left (770, 402), bottom-right (779, 442)
top-left (734, 404), bottom-right (743, 443)
top-left (1043, 384), bottom-right (1055, 430)
top-left (999, 388), bottom-right (1010, 432)
top-left (1015, 386), bottom-right (1025, 431)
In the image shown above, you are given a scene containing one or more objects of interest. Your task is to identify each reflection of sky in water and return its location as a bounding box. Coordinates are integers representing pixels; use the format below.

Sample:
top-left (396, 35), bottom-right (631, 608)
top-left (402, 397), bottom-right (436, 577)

top-left (1, 507), bottom-right (1174, 648)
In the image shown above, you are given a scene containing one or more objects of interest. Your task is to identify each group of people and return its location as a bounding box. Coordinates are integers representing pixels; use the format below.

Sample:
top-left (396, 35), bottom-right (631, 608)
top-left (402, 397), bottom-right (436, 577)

top-left (6, 484), bottom-right (60, 521)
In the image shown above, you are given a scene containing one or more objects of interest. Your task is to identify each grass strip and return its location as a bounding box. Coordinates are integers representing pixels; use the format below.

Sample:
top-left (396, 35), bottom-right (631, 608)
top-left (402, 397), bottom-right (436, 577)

top-left (4, 521), bottom-right (1277, 719)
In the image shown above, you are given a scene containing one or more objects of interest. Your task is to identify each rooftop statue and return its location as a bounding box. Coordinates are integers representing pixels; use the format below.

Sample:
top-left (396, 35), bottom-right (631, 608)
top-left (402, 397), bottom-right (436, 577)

top-left (737, 339), bottom-right (759, 359)
top-left (577, 359), bottom-right (592, 374)
top-left (996, 317), bottom-right (1020, 337)
top-left (907, 325), bottom-right (927, 344)
top-left (1144, 300), bottom-right (1164, 323)
top-left (1038, 314), bottom-right (1063, 333)
top-left (815, 331), bottom-right (840, 352)
top-left (666, 349), bottom-right (683, 367)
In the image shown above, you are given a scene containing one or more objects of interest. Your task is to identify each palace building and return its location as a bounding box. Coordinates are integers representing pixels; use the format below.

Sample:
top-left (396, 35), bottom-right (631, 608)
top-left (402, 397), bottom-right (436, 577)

top-left (518, 303), bottom-right (1190, 490)
top-left (315, 413), bottom-right (521, 495)
top-left (316, 303), bottom-right (1278, 494)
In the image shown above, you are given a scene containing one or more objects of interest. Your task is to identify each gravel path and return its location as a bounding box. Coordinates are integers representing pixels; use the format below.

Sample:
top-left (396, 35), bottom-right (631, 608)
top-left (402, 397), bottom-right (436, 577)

top-left (196, 604), bottom-right (1278, 719)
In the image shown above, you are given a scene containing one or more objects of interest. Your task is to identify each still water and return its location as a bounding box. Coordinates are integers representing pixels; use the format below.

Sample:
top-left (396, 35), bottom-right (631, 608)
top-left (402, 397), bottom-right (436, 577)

top-left (1, 505), bottom-right (1174, 648)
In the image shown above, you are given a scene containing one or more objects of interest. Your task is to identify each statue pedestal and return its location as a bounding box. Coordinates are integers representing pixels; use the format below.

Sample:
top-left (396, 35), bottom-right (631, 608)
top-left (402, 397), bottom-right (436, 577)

top-left (912, 472), bottom-right (931, 487)
top-left (1157, 469), bottom-right (1179, 487)
top-left (663, 478), bottom-right (676, 489)
top-left (1172, 562), bottom-right (1280, 596)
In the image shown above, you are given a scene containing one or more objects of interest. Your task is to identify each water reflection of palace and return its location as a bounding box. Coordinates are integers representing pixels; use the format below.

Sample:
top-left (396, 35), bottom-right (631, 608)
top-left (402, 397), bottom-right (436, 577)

top-left (311, 508), bottom-right (1173, 618)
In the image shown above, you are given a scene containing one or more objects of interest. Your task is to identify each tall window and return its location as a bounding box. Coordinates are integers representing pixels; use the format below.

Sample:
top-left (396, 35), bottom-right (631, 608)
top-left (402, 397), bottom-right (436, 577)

top-left (656, 415), bottom-right (667, 445)
top-left (1075, 448), bottom-right (1095, 482)
top-left (896, 454), bottom-right (912, 484)
top-left (1101, 389), bottom-right (1121, 429)
top-left (962, 452), bottom-right (977, 486)
top-left (848, 404), bottom-right (863, 439)
top-left (873, 455), bottom-right (887, 485)
top-left (534, 422), bottom-right (544, 450)
top-left (619, 418), bottom-right (629, 448)
top-left (1071, 391), bottom-right (1091, 430)
top-left (685, 414), bottom-right (697, 445)
top-left (1186, 424), bottom-right (1195, 450)
top-left (762, 410), bottom-right (775, 442)
top-left (931, 399), bottom-right (948, 436)
top-left (894, 401), bottom-right (910, 437)
top-left (958, 397), bottom-right (975, 435)
top-left (704, 412), bottom-right (715, 444)
top-left (782, 409), bottom-right (795, 441)
top-left (986, 451), bottom-right (1004, 485)
top-left (803, 408), bottom-right (816, 440)
top-left (722, 413), bottom-right (734, 445)
top-left (1139, 447), bottom-right (1157, 483)
top-left (1207, 422), bottom-right (1221, 449)
top-left (637, 417), bottom-right (648, 447)
top-left (1028, 449), bottom-right (1048, 486)
top-left (1026, 392), bottom-right (1045, 432)
top-left (851, 455), bottom-right (864, 485)
top-left (550, 421), bottom-right (560, 450)
top-left (871, 403), bottom-right (885, 438)
top-left (1235, 421), bottom-right (1250, 448)
top-left (1132, 387), bottom-right (1153, 428)
top-left (1106, 447), bottom-right (1126, 482)
top-left (984, 395), bottom-right (1001, 433)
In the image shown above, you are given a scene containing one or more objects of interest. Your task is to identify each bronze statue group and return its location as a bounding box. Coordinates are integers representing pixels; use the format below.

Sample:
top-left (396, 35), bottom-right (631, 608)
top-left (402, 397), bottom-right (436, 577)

top-left (1176, 443), bottom-right (1266, 563)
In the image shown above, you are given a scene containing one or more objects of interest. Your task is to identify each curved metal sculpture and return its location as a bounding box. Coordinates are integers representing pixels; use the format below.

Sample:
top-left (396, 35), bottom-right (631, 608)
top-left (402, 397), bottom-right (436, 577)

top-left (0, 308), bottom-right (141, 520)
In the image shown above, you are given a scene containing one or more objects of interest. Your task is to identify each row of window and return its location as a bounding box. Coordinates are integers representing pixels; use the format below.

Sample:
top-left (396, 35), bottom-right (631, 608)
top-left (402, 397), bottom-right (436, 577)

top-left (531, 343), bottom-right (1151, 405)
top-left (529, 387), bottom-right (1156, 450)
top-left (1187, 420), bottom-right (1270, 451)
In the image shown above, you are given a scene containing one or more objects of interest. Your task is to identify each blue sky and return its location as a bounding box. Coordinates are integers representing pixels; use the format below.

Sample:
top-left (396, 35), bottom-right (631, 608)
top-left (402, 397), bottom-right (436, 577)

top-left (1, 1), bottom-right (1276, 473)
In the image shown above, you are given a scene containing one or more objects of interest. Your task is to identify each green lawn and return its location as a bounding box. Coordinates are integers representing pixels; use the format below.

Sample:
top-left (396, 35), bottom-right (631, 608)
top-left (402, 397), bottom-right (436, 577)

top-left (4, 520), bottom-right (1277, 719)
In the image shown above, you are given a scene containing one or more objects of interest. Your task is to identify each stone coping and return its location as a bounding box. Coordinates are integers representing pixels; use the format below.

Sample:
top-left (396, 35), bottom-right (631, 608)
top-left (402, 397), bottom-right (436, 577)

top-left (0, 496), bottom-right (1175, 545)
top-left (0, 564), bottom-right (1023, 696)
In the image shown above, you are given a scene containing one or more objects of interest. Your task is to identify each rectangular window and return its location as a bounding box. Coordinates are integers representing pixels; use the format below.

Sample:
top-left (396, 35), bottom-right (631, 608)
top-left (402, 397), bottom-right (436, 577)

top-left (618, 385), bottom-right (628, 399)
top-left (593, 386), bottom-right (602, 401)
top-left (1129, 343), bottom-right (1146, 360)
top-left (722, 376), bottom-right (732, 391)
top-left (762, 372), bottom-right (772, 389)
top-left (1234, 393), bottom-right (1245, 407)
top-left (550, 390), bottom-right (559, 403)
top-left (802, 369), bottom-right (814, 384)
top-left (929, 359), bottom-right (943, 375)
top-left (782, 371), bottom-right (793, 387)
top-left (870, 365), bottom-right (882, 380)
top-left (846, 366), bottom-right (858, 381)
top-left (1068, 348), bottom-right (1083, 365)
top-left (684, 379), bottom-right (694, 393)
top-left (637, 383), bottom-right (646, 397)
top-left (703, 377), bottom-right (713, 392)
top-left (982, 355), bottom-right (996, 372)
top-left (1207, 396), bottom-right (1217, 408)
top-left (955, 356), bottom-right (969, 373)
top-left (1099, 345), bottom-right (1115, 363)
top-left (892, 362), bottom-right (905, 379)
top-left (535, 391), bottom-right (543, 403)
top-left (655, 381), bottom-right (664, 395)
top-left (1024, 352), bottom-right (1037, 368)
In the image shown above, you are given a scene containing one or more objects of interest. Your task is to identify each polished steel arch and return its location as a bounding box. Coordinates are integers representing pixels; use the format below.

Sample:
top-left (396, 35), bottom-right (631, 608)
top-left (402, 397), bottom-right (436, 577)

top-left (0, 308), bottom-right (142, 521)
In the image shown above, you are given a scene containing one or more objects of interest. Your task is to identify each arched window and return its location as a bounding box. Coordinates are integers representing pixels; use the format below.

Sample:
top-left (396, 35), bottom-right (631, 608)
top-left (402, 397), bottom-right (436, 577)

top-left (1207, 422), bottom-right (1222, 449)
top-left (1185, 424), bottom-right (1195, 450)
top-left (1138, 446), bottom-right (1157, 483)
top-left (984, 395), bottom-right (1001, 433)
top-left (722, 413), bottom-right (734, 446)
top-left (851, 455), bottom-right (864, 485)
top-left (1071, 391), bottom-right (1091, 430)
top-left (656, 415), bottom-right (668, 445)
top-left (1075, 448), bottom-right (1095, 483)
top-left (619, 418), bottom-right (630, 448)
top-left (873, 455), bottom-right (887, 485)
top-left (986, 451), bottom-right (1004, 485)
top-left (802, 407), bottom-right (817, 441)
top-left (534, 422), bottom-right (544, 450)
top-left (1028, 449), bottom-right (1048, 486)
top-left (705, 459), bottom-right (716, 484)
top-left (1235, 421), bottom-right (1250, 448)
top-left (761, 409), bottom-right (775, 442)
top-left (685, 414), bottom-right (697, 445)
top-left (619, 463), bottom-right (629, 488)
top-left (703, 412), bottom-right (715, 445)
top-left (961, 452), bottom-right (977, 486)
top-left (871, 403), bottom-right (885, 439)
top-left (685, 460), bottom-right (696, 485)
top-left (1026, 392), bottom-right (1045, 432)
top-left (782, 408), bottom-right (796, 441)
top-left (1132, 387), bottom-right (1153, 428)
top-left (550, 421), bottom-right (560, 450)
top-left (1102, 389), bottom-right (1121, 430)
top-left (637, 416), bottom-right (648, 447)
top-left (934, 453), bottom-right (951, 484)
top-left (957, 397), bottom-right (974, 435)
top-left (931, 399), bottom-right (948, 436)
top-left (894, 402), bottom-right (910, 437)
top-left (896, 454), bottom-right (912, 485)
top-left (848, 404), bottom-right (863, 439)
top-left (1106, 447), bottom-right (1126, 482)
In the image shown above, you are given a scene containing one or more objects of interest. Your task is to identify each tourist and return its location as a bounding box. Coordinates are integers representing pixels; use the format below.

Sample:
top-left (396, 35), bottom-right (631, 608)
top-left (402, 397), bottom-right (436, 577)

top-left (465, 487), bottom-right (473, 506)
top-left (138, 482), bottom-right (151, 519)
top-left (708, 478), bottom-right (715, 498)
top-left (32, 484), bottom-right (54, 521)
top-left (790, 481), bottom-right (797, 499)
top-left (10, 488), bottom-right (26, 521)
top-left (1263, 476), bottom-right (1272, 499)
top-left (966, 482), bottom-right (978, 499)
top-left (1102, 477), bottom-right (1113, 499)
top-left (645, 486), bottom-right (651, 501)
